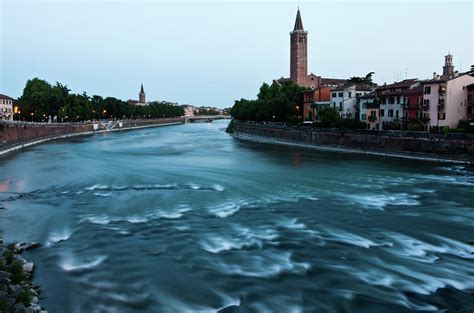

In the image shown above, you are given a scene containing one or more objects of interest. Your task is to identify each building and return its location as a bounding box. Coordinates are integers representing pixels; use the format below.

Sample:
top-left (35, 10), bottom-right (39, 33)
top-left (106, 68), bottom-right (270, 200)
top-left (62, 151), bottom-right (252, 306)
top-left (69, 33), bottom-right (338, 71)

top-left (182, 105), bottom-right (196, 117)
top-left (274, 9), bottom-right (346, 90)
top-left (330, 84), bottom-right (373, 119)
top-left (421, 54), bottom-right (474, 129)
top-left (404, 85), bottom-right (423, 121)
top-left (357, 93), bottom-right (379, 130)
top-left (0, 94), bottom-right (14, 121)
top-left (467, 83), bottom-right (474, 122)
top-left (128, 84), bottom-right (147, 106)
top-left (303, 86), bottom-right (331, 121)
top-left (376, 79), bottom-right (420, 129)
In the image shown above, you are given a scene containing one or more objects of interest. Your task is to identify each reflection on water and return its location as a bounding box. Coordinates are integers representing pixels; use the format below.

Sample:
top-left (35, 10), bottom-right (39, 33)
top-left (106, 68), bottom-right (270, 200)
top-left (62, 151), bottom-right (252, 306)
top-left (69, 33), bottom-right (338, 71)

top-left (0, 120), bottom-right (473, 312)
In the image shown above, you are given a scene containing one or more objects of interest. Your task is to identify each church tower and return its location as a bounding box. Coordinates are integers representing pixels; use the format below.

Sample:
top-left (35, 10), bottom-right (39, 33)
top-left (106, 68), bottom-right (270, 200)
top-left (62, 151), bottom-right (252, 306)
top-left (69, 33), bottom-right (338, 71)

top-left (139, 83), bottom-right (146, 103)
top-left (442, 53), bottom-right (454, 75)
top-left (290, 8), bottom-right (308, 86)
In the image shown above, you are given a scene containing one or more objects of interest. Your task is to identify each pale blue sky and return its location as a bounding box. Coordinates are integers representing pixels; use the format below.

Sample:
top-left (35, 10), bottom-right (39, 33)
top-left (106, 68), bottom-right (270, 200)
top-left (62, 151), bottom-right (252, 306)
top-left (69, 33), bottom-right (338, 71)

top-left (1, 0), bottom-right (472, 108)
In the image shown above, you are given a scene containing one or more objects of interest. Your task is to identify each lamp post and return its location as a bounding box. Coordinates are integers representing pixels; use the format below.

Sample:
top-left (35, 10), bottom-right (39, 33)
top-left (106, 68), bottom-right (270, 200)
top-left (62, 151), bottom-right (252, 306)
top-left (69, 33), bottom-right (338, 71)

top-left (30, 112), bottom-right (34, 122)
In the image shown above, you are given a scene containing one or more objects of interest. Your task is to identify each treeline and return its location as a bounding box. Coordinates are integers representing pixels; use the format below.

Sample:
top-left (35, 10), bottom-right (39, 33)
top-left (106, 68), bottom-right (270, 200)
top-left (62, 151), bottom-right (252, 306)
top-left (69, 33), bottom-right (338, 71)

top-left (229, 80), bottom-right (367, 130)
top-left (16, 78), bottom-right (184, 122)
top-left (230, 81), bottom-right (305, 123)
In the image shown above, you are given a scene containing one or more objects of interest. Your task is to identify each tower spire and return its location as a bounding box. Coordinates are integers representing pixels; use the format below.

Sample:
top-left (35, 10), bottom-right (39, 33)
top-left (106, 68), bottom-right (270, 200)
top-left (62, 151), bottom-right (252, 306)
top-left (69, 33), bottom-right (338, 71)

top-left (140, 83), bottom-right (144, 94)
top-left (294, 8), bottom-right (304, 31)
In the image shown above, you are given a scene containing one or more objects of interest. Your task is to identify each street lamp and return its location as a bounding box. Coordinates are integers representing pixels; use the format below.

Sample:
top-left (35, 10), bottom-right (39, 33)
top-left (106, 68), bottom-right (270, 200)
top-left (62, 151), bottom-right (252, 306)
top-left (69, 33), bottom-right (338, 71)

top-left (30, 112), bottom-right (34, 122)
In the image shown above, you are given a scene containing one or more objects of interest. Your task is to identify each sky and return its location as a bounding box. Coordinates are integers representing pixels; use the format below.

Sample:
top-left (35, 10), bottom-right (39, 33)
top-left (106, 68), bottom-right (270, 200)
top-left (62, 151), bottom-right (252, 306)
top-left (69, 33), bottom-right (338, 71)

top-left (0, 0), bottom-right (472, 108)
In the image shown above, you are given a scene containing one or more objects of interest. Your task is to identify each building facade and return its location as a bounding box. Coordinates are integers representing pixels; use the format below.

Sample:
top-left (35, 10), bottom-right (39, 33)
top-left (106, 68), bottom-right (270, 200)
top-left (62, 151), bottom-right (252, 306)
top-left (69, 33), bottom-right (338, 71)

top-left (0, 94), bottom-right (14, 121)
top-left (376, 79), bottom-right (420, 129)
top-left (358, 93), bottom-right (379, 130)
top-left (330, 84), bottom-right (373, 119)
top-left (303, 86), bottom-right (331, 121)
top-left (422, 55), bottom-right (474, 129)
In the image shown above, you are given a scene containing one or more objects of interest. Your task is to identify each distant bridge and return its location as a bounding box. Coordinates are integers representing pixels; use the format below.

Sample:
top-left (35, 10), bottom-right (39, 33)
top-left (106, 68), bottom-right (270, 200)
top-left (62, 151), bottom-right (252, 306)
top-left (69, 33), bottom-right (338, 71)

top-left (184, 115), bottom-right (231, 123)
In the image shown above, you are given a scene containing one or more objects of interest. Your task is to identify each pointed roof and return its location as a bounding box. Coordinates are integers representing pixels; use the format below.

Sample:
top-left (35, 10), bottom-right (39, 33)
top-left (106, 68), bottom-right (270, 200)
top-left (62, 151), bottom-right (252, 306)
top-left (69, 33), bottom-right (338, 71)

top-left (293, 9), bottom-right (304, 31)
top-left (140, 83), bottom-right (144, 94)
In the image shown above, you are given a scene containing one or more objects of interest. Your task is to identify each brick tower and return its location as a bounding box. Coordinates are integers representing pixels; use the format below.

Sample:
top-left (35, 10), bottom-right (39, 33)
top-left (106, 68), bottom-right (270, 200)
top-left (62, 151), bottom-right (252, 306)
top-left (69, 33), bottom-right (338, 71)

top-left (139, 83), bottom-right (146, 103)
top-left (290, 8), bottom-right (308, 86)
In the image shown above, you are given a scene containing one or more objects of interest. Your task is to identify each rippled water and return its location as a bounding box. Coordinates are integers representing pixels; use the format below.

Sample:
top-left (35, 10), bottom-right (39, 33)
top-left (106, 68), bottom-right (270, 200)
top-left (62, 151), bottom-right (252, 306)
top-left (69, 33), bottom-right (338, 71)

top-left (0, 120), bottom-right (473, 312)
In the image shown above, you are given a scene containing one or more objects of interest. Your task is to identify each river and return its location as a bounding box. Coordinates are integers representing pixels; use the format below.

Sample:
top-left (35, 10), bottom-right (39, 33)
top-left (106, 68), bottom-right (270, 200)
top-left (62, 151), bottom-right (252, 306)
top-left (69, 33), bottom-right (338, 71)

top-left (0, 120), bottom-right (473, 312)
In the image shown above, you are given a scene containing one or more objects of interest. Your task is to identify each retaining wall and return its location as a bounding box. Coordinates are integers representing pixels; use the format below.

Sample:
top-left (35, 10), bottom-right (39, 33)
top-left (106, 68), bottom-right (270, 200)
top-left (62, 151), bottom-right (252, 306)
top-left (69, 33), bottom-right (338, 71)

top-left (0, 118), bottom-right (183, 156)
top-left (233, 121), bottom-right (474, 163)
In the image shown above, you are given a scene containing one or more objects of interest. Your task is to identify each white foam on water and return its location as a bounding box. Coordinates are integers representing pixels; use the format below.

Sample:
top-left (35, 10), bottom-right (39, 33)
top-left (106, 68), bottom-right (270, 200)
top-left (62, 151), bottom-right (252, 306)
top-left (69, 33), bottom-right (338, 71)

top-left (85, 184), bottom-right (108, 191)
top-left (343, 193), bottom-right (420, 210)
top-left (84, 215), bottom-right (111, 225)
top-left (212, 184), bottom-right (225, 192)
top-left (322, 229), bottom-right (378, 248)
top-left (125, 216), bottom-right (149, 224)
top-left (93, 192), bottom-right (112, 197)
top-left (59, 254), bottom-right (107, 271)
top-left (217, 251), bottom-right (310, 278)
top-left (208, 201), bottom-right (243, 218)
top-left (46, 228), bottom-right (74, 247)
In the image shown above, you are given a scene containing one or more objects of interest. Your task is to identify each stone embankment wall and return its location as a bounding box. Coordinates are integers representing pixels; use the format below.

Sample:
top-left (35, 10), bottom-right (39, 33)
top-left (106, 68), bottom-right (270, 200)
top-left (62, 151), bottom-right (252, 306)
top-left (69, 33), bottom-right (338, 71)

top-left (233, 121), bottom-right (474, 163)
top-left (0, 118), bottom-right (183, 156)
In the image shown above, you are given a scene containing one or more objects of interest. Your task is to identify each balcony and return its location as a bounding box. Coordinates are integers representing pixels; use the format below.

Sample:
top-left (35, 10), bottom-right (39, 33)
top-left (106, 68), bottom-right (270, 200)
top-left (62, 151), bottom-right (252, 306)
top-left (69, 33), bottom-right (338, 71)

top-left (438, 103), bottom-right (445, 111)
top-left (422, 104), bottom-right (430, 111)
top-left (368, 115), bottom-right (377, 122)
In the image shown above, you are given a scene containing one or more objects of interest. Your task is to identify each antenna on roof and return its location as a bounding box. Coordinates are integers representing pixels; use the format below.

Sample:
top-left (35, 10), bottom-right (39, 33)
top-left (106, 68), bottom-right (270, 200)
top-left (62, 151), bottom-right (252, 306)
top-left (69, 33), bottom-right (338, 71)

top-left (405, 68), bottom-right (408, 79)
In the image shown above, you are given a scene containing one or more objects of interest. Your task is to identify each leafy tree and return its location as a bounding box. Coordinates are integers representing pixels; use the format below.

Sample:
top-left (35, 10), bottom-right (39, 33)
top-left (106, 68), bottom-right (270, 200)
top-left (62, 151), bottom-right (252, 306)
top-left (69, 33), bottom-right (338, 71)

top-left (348, 72), bottom-right (376, 86)
top-left (317, 107), bottom-right (340, 127)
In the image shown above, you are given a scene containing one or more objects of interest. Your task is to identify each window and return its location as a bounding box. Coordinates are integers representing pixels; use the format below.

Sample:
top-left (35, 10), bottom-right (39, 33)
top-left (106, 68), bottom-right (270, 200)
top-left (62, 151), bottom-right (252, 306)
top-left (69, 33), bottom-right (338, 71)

top-left (339, 102), bottom-right (343, 111)
top-left (388, 109), bottom-right (394, 117)
top-left (348, 92), bottom-right (352, 98)
top-left (361, 114), bottom-right (366, 120)
top-left (396, 97), bottom-right (400, 104)
top-left (338, 92), bottom-right (343, 97)
top-left (395, 110), bottom-right (399, 119)
top-left (332, 93), bottom-right (336, 97)
top-left (424, 86), bottom-right (431, 94)
top-left (389, 97), bottom-right (395, 104)
top-left (423, 99), bottom-right (430, 105)
top-left (380, 109), bottom-right (385, 117)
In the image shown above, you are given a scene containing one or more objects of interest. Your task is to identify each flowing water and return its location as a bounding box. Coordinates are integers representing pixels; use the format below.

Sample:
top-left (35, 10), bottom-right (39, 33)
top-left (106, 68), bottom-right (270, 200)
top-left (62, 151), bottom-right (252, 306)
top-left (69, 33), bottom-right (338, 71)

top-left (0, 120), bottom-right (473, 313)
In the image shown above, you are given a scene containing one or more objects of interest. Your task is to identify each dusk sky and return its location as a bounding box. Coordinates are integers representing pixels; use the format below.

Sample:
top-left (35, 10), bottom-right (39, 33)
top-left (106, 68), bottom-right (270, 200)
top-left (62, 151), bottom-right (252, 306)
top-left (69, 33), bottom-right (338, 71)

top-left (1, 0), bottom-right (472, 108)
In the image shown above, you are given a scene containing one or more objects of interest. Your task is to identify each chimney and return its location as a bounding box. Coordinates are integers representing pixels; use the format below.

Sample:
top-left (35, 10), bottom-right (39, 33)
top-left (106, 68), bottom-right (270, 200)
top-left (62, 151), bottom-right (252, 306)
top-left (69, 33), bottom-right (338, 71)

top-left (433, 72), bottom-right (436, 79)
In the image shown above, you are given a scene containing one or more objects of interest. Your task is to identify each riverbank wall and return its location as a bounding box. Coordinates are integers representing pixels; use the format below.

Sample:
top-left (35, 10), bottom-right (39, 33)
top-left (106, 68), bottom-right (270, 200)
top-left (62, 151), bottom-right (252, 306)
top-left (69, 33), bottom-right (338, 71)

top-left (232, 121), bottom-right (474, 164)
top-left (0, 118), bottom-right (183, 157)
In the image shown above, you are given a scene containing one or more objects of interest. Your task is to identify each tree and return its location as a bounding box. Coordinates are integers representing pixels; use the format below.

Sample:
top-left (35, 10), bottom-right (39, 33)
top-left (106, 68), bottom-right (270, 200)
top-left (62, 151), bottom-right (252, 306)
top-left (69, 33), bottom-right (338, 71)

top-left (317, 107), bottom-right (340, 127)
top-left (348, 72), bottom-right (376, 86)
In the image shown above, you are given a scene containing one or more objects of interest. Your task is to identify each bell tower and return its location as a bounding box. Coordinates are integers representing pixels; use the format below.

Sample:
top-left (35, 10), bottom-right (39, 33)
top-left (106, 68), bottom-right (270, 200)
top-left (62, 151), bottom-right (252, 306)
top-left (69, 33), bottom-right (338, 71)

top-left (139, 83), bottom-right (146, 103)
top-left (442, 53), bottom-right (454, 75)
top-left (290, 8), bottom-right (308, 86)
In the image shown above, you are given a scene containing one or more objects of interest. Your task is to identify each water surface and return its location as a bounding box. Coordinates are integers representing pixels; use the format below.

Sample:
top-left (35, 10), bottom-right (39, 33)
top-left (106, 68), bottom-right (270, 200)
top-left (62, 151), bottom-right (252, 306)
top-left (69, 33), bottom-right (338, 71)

top-left (0, 120), bottom-right (473, 312)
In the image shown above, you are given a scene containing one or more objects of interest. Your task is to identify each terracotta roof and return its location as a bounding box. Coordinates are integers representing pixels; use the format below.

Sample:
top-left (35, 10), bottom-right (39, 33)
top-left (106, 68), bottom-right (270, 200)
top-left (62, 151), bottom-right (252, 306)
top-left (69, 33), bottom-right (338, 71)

top-left (332, 83), bottom-right (373, 92)
top-left (377, 79), bottom-right (418, 90)
top-left (0, 94), bottom-right (13, 100)
top-left (320, 78), bottom-right (347, 86)
top-left (405, 85), bottom-right (424, 94)
top-left (422, 72), bottom-right (469, 84)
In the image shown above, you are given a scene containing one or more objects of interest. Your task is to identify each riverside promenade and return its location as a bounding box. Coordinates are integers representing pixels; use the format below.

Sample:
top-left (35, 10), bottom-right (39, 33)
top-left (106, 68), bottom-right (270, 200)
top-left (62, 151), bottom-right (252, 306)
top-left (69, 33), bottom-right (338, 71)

top-left (232, 121), bottom-right (474, 164)
top-left (0, 118), bottom-right (184, 157)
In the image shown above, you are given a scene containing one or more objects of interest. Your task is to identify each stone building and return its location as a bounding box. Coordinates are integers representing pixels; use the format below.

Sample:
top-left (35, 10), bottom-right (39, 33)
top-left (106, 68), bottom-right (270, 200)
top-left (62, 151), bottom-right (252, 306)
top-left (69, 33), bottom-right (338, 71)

top-left (128, 84), bottom-right (147, 106)
top-left (0, 94), bottom-right (14, 121)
